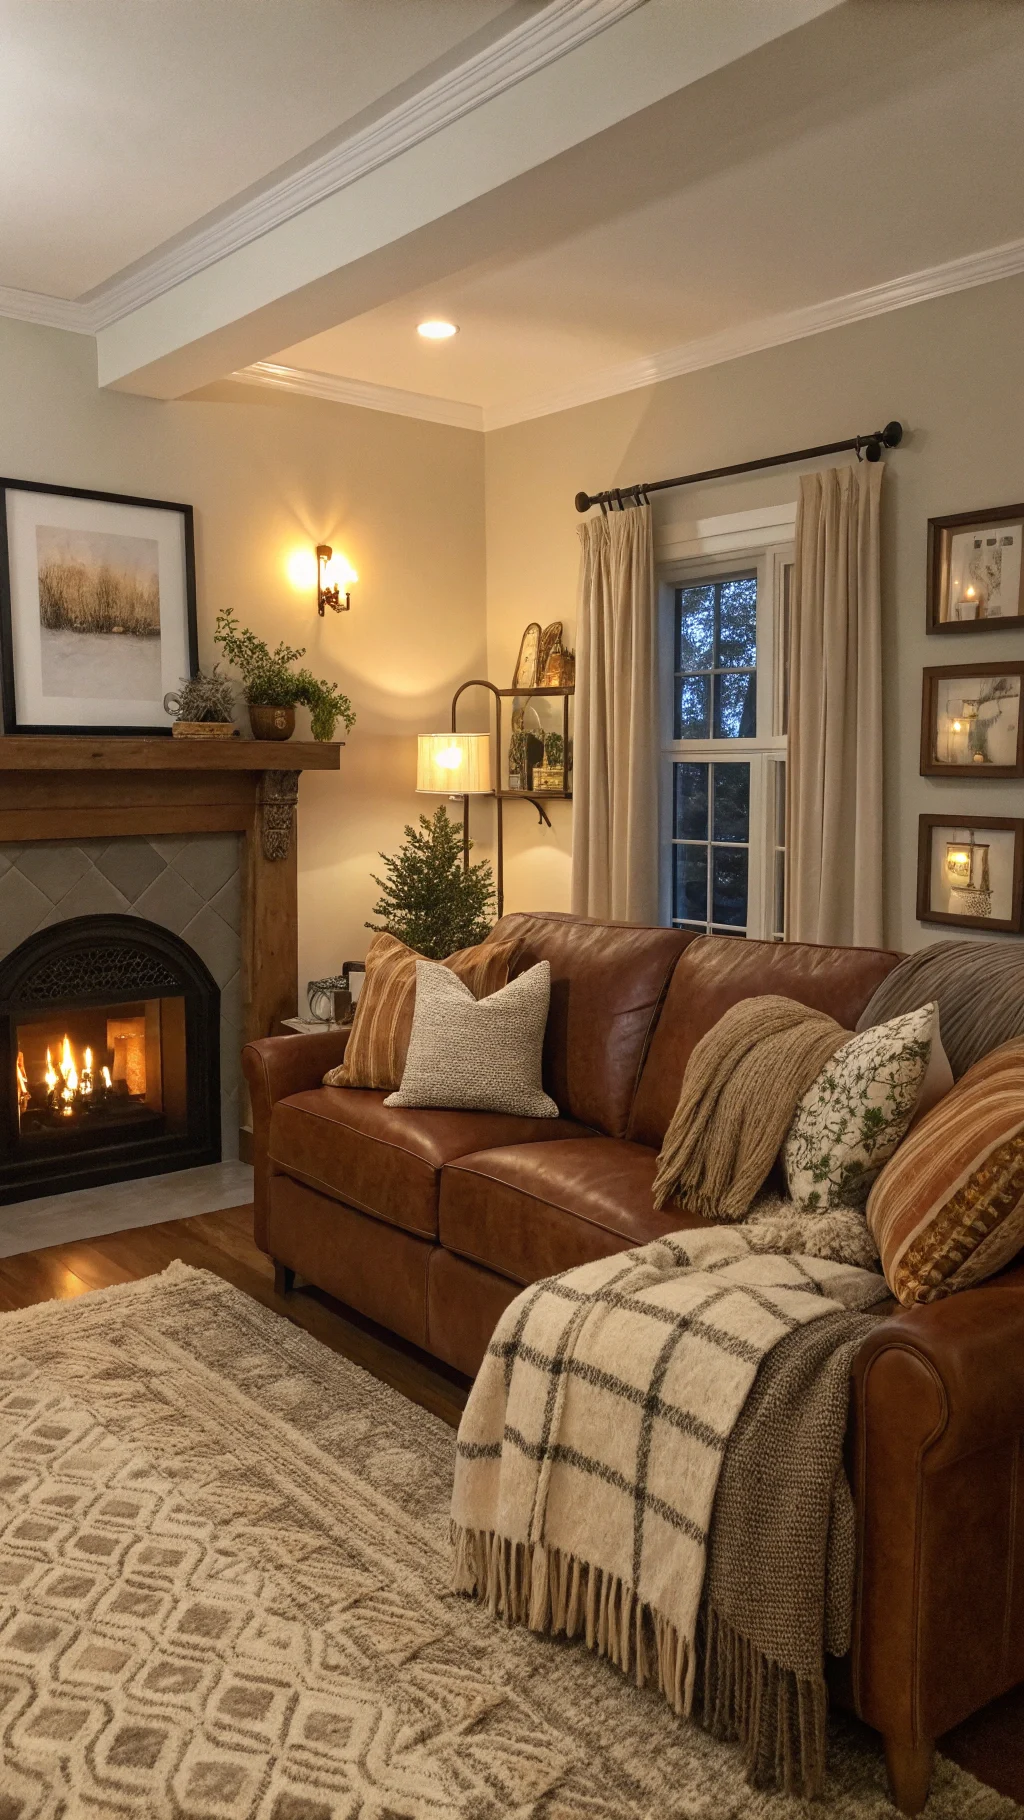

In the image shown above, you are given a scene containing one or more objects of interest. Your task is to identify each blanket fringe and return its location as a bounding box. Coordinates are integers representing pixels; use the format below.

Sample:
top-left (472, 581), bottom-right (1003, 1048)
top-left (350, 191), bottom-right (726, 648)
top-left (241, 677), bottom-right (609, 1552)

top-left (699, 1600), bottom-right (828, 1799)
top-left (452, 1526), bottom-right (827, 1799)
top-left (452, 1523), bottom-right (691, 1716)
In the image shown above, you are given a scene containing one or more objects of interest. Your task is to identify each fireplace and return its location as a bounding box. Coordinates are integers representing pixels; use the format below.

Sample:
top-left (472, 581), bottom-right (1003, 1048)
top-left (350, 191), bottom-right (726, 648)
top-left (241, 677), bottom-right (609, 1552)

top-left (0, 914), bottom-right (220, 1204)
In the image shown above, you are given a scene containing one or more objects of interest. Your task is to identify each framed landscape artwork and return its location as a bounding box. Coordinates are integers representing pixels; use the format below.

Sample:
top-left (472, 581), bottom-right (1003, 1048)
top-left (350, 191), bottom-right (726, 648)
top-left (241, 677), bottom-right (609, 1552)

top-left (927, 503), bottom-right (1024, 633)
top-left (0, 479), bottom-right (197, 734)
top-left (917, 815), bottom-right (1024, 932)
top-left (920, 661), bottom-right (1024, 778)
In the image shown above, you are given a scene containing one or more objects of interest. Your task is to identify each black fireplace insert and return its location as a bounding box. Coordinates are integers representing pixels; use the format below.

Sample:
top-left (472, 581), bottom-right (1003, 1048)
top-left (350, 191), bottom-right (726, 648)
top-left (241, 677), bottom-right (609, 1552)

top-left (0, 914), bottom-right (220, 1204)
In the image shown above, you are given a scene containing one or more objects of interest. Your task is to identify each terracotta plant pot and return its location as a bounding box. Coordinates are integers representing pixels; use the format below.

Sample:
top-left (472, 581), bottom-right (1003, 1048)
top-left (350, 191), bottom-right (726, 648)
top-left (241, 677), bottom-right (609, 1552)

top-left (248, 705), bottom-right (295, 741)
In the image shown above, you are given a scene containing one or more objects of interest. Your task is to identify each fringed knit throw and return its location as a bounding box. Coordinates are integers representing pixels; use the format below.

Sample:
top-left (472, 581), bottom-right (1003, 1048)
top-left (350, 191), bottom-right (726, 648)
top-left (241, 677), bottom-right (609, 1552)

top-left (653, 994), bottom-right (850, 1220)
top-left (451, 1228), bottom-right (889, 1796)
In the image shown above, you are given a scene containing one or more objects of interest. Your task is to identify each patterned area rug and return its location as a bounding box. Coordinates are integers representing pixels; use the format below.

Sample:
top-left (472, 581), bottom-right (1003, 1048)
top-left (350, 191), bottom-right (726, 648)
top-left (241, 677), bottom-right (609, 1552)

top-left (0, 1262), bottom-right (1016, 1819)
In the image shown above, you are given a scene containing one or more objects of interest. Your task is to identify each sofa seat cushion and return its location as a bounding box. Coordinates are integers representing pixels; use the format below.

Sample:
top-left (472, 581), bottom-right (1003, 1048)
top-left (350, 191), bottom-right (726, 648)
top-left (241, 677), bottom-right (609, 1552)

top-left (439, 1136), bottom-right (703, 1284)
top-left (269, 1088), bottom-right (594, 1238)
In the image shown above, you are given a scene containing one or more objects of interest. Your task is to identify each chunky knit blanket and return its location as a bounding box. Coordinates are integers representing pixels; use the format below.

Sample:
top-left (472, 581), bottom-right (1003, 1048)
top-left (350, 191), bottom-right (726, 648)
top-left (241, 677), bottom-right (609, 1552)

top-left (652, 994), bottom-right (850, 1220)
top-left (451, 1228), bottom-right (890, 1794)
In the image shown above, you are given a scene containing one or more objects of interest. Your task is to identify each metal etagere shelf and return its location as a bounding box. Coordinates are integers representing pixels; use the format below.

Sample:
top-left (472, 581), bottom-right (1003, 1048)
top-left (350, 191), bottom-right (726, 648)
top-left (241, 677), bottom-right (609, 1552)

top-left (451, 679), bottom-right (574, 915)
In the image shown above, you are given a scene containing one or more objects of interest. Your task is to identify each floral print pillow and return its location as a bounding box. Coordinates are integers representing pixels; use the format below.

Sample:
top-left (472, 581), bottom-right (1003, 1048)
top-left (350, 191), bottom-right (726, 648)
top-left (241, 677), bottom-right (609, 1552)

top-left (783, 1003), bottom-right (939, 1211)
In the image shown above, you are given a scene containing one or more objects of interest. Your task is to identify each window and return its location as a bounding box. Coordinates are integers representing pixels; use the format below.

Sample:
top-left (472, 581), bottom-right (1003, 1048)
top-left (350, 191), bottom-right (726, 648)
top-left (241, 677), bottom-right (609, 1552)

top-left (661, 544), bottom-right (791, 940)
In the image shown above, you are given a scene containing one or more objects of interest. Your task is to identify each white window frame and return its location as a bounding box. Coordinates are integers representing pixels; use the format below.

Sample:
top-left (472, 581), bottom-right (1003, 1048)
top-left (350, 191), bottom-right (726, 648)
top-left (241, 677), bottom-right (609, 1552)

top-left (657, 505), bottom-right (795, 939)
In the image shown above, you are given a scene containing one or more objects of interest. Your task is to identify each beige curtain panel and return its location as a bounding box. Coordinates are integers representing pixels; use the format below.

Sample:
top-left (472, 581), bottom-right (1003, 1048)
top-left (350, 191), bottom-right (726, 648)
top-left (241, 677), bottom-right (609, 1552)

top-left (786, 461), bottom-right (885, 948)
top-left (570, 504), bottom-right (658, 923)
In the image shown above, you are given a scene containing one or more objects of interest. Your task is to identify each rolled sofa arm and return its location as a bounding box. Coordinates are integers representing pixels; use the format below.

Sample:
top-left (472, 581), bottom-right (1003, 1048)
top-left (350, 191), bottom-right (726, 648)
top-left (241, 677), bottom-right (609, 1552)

top-left (848, 1262), bottom-right (1024, 1751)
top-left (242, 1029), bottom-right (351, 1249)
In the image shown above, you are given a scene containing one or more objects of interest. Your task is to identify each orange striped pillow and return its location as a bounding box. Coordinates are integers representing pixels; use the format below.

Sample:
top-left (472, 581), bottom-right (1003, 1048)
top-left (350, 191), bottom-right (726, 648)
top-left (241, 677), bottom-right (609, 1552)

top-left (867, 1039), bottom-right (1024, 1306)
top-left (322, 932), bottom-right (514, 1092)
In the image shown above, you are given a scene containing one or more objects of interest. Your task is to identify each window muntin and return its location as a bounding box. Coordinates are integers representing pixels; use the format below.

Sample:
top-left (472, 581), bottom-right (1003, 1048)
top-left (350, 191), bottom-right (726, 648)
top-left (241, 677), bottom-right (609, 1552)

top-left (661, 546), bottom-right (790, 942)
top-left (671, 759), bottom-right (750, 934)
top-left (674, 574), bottom-right (757, 741)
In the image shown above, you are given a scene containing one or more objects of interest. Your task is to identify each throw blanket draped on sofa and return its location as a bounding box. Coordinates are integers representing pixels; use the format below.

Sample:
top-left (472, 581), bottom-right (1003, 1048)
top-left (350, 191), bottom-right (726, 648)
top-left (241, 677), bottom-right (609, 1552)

top-left (451, 1228), bottom-right (889, 1796)
top-left (652, 995), bottom-right (850, 1219)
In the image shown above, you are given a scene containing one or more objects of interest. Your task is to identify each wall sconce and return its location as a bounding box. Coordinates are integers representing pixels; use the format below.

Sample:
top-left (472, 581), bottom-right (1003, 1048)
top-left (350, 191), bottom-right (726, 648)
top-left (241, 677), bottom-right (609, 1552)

top-left (317, 545), bottom-right (358, 616)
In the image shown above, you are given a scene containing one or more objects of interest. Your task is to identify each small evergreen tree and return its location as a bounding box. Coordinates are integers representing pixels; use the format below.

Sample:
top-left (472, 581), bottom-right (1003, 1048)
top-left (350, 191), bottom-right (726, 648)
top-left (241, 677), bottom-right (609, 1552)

top-left (366, 807), bottom-right (495, 958)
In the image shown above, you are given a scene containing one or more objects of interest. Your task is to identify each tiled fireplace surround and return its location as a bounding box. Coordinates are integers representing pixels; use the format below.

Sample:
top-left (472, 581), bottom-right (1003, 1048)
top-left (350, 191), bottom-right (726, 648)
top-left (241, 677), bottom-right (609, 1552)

top-left (0, 834), bottom-right (244, 1158)
top-left (0, 737), bottom-right (341, 1193)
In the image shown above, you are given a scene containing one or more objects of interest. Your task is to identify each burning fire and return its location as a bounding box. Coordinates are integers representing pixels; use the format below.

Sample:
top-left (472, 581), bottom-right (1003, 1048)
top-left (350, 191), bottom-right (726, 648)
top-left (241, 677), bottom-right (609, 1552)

top-left (17, 1024), bottom-right (142, 1127)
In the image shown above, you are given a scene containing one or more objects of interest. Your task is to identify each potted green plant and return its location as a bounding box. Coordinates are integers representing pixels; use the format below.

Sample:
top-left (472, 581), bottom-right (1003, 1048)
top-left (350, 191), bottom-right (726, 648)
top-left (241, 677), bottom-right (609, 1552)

top-left (163, 665), bottom-right (237, 738)
top-left (366, 806), bottom-right (495, 957)
top-left (214, 609), bottom-right (355, 741)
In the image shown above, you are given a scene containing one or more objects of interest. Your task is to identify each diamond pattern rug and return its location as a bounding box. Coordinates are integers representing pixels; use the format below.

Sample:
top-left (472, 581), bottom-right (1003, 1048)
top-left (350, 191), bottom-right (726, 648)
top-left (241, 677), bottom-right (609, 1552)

top-left (0, 1263), bottom-right (1015, 1818)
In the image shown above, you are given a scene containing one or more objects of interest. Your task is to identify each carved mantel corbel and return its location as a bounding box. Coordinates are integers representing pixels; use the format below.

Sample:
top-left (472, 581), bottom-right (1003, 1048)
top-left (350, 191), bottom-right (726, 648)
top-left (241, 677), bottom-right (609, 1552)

top-left (258, 769), bottom-right (300, 861)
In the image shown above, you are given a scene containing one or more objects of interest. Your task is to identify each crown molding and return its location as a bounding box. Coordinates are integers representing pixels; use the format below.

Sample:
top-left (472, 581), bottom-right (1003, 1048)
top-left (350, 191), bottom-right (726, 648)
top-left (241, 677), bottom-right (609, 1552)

top-left (481, 235), bottom-right (1024, 429)
top-left (77, 0), bottom-right (644, 331)
top-left (0, 285), bottom-right (96, 333)
top-left (232, 360), bottom-right (483, 431)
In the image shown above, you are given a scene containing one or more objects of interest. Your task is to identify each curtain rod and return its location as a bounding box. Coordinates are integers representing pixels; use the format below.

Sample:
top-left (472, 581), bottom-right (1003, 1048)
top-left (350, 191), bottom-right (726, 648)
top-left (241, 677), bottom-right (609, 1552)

top-left (573, 420), bottom-right (904, 514)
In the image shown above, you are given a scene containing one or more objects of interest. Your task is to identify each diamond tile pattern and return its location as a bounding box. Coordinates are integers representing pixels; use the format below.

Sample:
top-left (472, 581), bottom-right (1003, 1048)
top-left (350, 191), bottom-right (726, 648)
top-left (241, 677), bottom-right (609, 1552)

top-left (0, 837), bottom-right (243, 1157)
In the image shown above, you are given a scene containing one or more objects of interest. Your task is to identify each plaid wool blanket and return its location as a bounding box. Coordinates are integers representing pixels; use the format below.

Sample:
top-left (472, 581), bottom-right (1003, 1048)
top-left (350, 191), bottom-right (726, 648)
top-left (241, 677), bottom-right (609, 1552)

top-left (451, 1227), bottom-right (890, 1794)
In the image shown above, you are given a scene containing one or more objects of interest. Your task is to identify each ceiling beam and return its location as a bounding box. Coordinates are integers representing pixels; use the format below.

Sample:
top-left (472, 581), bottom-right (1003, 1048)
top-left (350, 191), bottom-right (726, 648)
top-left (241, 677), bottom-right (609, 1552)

top-left (96, 0), bottom-right (844, 399)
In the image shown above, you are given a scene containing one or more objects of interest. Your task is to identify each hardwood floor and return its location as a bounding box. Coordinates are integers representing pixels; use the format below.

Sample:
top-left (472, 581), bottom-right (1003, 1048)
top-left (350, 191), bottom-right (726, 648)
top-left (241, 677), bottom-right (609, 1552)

top-left (0, 1202), bottom-right (470, 1428)
top-left (0, 1202), bottom-right (1018, 1808)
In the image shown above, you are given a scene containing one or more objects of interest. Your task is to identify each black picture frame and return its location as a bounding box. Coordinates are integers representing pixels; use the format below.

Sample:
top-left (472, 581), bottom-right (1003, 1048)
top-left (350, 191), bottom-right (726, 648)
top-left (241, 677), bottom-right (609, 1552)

top-left (0, 476), bottom-right (198, 736)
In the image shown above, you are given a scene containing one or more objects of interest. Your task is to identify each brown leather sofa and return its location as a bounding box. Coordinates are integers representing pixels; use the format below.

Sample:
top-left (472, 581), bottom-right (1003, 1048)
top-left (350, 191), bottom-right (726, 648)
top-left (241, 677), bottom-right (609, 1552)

top-left (243, 911), bottom-right (1024, 1814)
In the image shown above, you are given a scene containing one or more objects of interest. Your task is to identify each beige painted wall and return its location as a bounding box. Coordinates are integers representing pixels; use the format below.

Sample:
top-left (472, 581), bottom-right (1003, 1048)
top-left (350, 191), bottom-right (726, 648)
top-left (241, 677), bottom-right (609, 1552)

top-left (0, 317), bottom-right (486, 994)
top-left (484, 272), bottom-right (1024, 951)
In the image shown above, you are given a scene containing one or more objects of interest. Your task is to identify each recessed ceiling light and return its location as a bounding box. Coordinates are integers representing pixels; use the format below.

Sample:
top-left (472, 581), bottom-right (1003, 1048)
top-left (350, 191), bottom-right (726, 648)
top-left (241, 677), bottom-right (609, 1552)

top-left (417, 319), bottom-right (458, 340)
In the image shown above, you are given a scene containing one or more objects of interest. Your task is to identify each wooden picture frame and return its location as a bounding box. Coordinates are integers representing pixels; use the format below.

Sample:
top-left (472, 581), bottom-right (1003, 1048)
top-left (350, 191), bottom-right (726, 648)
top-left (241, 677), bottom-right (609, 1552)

top-left (0, 477), bottom-right (198, 735)
top-left (927, 503), bottom-right (1024, 634)
top-left (920, 661), bottom-right (1024, 778)
top-left (916, 814), bottom-right (1024, 932)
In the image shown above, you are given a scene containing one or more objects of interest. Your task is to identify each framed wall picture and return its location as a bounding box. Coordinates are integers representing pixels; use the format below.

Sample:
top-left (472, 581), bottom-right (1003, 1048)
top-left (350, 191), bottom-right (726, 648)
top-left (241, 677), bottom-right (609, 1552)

top-left (917, 815), bottom-right (1024, 932)
top-left (920, 661), bottom-right (1024, 778)
top-left (927, 503), bottom-right (1024, 633)
top-left (0, 478), bottom-right (197, 735)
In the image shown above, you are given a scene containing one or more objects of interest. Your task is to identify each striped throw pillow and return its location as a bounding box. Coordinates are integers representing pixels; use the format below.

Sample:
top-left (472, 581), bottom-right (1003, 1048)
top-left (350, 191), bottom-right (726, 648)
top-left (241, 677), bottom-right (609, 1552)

top-left (322, 932), bottom-right (514, 1092)
top-left (867, 1039), bottom-right (1024, 1305)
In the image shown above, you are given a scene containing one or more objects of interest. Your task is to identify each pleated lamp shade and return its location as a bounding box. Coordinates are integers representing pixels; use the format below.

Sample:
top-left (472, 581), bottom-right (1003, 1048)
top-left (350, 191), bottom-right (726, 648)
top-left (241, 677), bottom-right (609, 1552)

top-left (416, 732), bottom-right (492, 795)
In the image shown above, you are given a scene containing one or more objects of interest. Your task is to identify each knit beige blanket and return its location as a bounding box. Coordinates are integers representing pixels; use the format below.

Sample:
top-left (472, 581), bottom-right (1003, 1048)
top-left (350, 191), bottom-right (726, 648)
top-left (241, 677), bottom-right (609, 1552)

top-left (451, 1227), bottom-right (888, 1790)
top-left (653, 995), bottom-right (850, 1220)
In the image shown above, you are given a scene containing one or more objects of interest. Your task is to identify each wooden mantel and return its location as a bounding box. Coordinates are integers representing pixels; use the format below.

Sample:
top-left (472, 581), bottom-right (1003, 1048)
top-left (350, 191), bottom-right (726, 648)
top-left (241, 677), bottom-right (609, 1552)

top-left (0, 735), bottom-right (343, 1048)
top-left (0, 736), bottom-right (340, 772)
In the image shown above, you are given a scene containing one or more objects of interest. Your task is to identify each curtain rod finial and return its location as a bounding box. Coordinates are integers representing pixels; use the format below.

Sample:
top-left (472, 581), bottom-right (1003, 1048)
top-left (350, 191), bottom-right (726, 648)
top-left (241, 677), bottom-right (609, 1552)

top-left (574, 491), bottom-right (593, 514)
top-left (882, 420), bottom-right (903, 448)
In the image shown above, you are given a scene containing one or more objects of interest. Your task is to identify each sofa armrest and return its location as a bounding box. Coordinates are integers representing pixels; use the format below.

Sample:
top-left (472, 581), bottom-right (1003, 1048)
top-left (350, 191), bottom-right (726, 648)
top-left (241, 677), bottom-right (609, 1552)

top-left (849, 1265), bottom-right (1024, 1748)
top-left (242, 1029), bottom-right (351, 1248)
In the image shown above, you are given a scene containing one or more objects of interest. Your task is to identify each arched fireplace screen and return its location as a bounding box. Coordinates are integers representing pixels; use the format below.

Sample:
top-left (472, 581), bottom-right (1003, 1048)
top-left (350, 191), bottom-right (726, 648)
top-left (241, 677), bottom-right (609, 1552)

top-left (0, 914), bottom-right (220, 1204)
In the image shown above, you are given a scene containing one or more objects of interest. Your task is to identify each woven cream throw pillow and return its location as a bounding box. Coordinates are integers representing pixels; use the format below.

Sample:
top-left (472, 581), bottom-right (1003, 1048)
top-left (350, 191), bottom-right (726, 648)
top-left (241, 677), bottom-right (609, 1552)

top-left (868, 1039), bottom-right (1024, 1305)
top-left (323, 931), bottom-right (514, 1093)
top-left (384, 959), bottom-right (558, 1117)
top-left (783, 1003), bottom-right (940, 1211)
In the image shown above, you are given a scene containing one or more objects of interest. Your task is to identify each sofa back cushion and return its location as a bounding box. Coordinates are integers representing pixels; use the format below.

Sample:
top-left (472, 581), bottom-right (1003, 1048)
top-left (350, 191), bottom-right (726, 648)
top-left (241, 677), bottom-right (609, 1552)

top-left (628, 933), bottom-right (902, 1149)
top-left (485, 912), bottom-right (697, 1137)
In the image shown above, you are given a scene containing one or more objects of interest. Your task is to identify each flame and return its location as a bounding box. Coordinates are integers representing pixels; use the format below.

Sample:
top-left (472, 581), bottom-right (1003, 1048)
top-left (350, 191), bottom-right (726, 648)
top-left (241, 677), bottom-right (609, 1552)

top-left (60, 1034), bottom-right (73, 1080)
top-left (101, 1066), bottom-right (112, 1090)
top-left (44, 1046), bottom-right (58, 1092)
top-left (16, 1051), bottom-right (28, 1105)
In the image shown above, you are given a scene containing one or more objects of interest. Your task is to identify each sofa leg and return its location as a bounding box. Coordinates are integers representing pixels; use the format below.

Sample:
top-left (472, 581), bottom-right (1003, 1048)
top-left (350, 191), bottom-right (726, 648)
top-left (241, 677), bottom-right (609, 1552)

top-left (884, 1735), bottom-right (935, 1815)
top-left (273, 1262), bottom-right (295, 1297)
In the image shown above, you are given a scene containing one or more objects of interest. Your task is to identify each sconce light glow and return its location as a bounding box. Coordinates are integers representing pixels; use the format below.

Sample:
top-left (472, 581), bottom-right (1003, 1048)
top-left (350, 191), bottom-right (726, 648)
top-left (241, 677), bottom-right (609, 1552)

top-left (286, 549), bottom-right (318, 590)
top-left (417, 319), bottom-right (458, 340)
top-left (316, 544), bottom-right (358, 616)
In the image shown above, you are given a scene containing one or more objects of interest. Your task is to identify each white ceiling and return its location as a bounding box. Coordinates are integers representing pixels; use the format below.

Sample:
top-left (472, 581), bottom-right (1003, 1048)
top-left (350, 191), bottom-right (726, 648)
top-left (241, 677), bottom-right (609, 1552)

top-left (271, 0), bottom-right (1024, 419)
top-left (0, 0), bottom-right (526, 298)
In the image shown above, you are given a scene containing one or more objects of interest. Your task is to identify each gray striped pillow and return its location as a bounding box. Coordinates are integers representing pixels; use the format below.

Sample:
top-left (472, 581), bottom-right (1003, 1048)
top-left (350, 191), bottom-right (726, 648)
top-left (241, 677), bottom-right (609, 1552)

top-left (856, 941), bottom-right (1024, 1080)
